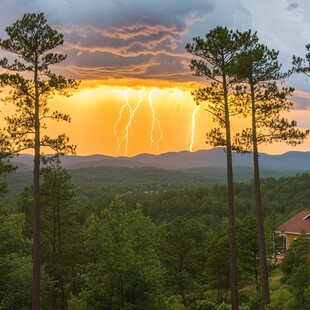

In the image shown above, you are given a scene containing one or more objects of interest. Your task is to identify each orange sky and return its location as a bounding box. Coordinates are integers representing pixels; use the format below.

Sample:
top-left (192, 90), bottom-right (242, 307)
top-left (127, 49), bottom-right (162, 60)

top-left (45, 82), bottom-right (210, 156)
top-left (24, 81), bottom-right (309, 156)
top-left (0, 79), bottom-right (309, 156)
top-left (0, 4), bottom-right (310, 157)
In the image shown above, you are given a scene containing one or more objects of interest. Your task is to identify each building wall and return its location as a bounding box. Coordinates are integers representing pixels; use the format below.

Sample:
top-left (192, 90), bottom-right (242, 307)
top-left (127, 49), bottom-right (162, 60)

top-left (286, 233), bottom-right (308, 248)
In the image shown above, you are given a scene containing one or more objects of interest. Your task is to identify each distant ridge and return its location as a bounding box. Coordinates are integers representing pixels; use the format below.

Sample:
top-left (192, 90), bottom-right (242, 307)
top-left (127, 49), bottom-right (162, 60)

top-left (11, 148), bottom-right (310, 172)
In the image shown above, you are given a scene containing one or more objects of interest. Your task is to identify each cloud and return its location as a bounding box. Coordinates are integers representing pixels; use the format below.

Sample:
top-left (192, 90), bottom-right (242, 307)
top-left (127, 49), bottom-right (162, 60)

top-left (0, 0), bottom-right (215, 82)
top-left (59, 24), bottom-right (185, 58)
top-left (287, 1), bottom-right (299, 11)
top-left (292, 89), bottom-right (310, 110)
top-left (1, 0), bottom-right (310, 92)
top-left (60, 49), bottom-right (193, 82)
top-left (0, 1), bottom-right (213, 83)
top-left (29, 0), bottom-right (213, 81)
top-left (36, 0), bottom-right (213, 27)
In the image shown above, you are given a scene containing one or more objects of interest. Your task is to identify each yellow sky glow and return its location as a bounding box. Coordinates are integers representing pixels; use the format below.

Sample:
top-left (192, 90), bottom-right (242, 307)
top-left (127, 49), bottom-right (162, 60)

top-left (48, 83), bottom-right (210, 156)
top-left (1, 80), bottom-right (309, 156)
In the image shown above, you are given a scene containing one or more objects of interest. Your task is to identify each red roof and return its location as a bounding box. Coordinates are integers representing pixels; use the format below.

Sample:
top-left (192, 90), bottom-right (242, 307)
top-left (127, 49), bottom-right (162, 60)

top-left (275, 210), bottom-right (310, 234)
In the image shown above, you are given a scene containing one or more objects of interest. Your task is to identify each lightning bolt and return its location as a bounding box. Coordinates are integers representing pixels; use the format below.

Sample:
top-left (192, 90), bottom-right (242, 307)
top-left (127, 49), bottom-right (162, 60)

top-left (156, 119), bottom-right (164, 151)
top-left (149, 90), bottom-right (156, 149)
top-left (113, 87), bottom-right (164, 155)
top-left (190, 105), bottom-right (200, 152)
top-left (148, 89), bottom-right (164, 150)
top-left (123, 88), bottom-right (145, 155)
top-left (114, 88), bottom-right (131, 152)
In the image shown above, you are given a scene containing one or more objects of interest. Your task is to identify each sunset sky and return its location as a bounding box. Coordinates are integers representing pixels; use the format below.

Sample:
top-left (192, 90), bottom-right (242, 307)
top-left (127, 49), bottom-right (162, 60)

top-left (0, 0), bottom-right (310, 156)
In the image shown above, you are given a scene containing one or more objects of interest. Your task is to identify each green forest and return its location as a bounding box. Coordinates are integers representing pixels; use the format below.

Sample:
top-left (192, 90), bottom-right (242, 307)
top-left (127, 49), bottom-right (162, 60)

top-left (0, 11), bottom-right (310, 310)
top-left (1, 163), bottom-right (310, 309)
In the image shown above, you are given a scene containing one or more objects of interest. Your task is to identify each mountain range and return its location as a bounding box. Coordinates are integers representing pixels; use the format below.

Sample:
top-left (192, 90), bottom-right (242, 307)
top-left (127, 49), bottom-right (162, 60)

top-left (11, 148), bottom-right (310, 172)
top-left (2, 148), bottom-right (309, 206)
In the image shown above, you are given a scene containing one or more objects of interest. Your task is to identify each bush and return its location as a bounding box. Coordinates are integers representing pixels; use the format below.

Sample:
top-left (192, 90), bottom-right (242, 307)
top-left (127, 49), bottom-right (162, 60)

top-left (166, 295), bottom-right (186, 310)
top-left (217, 303), bottom-right (231, 310)
top-left (267, 288), bottom-right (292, 310)
top-left (68, 296), bottom-right (88, 310)
top-left (193, 299), bottom-right (217, 310)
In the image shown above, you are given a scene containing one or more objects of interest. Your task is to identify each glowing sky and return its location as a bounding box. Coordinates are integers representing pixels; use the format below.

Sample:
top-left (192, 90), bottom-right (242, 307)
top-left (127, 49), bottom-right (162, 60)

top-left (0, 0), bottom-right (309, 156)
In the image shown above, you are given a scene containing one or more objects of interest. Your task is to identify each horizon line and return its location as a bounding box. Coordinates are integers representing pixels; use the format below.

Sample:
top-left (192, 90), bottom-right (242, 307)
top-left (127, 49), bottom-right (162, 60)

top-left (12, 148), bottom-right (310, 159)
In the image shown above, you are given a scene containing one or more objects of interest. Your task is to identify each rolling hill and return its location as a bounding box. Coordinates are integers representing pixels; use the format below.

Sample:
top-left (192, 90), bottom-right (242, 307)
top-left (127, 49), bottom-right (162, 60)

top-left (10, 148), bottom-right (310, 171)
top-left (2, 148), bottom-right (309, 206)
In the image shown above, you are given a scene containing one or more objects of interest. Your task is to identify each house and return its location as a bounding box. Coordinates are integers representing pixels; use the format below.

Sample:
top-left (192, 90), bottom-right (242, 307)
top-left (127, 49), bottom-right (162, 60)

top-left (275, 210), bottom-right (310, 250)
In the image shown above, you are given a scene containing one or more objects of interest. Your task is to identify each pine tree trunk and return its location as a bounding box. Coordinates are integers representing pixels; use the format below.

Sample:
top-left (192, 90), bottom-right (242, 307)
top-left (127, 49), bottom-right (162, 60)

top-left (58, 199), bottom-right (66, 310)
top-left (32, 59), bottom-right (41, 310)
top-left (223, 75), bottom-right (238, 310)
top-left (250, 81), bottom-right (270, 307)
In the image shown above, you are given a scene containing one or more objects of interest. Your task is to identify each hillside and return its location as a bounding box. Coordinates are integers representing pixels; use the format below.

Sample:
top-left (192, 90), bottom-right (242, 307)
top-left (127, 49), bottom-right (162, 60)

top-left (2, 148), bottom-right (308, 205)
top-left (1, 164), bottom-right (305, 206)
top-left (10, 148), bottom-right (310, 171)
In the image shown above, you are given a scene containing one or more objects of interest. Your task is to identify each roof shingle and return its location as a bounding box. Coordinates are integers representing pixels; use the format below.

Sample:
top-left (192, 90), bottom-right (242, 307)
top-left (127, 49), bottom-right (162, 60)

top-left (275, 210), bottom-right (310, 234)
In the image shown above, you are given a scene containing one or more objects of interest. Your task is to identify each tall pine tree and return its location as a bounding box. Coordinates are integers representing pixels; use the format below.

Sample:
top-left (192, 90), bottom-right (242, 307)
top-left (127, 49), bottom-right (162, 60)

top-left (231, 32), bottom-right (309, 308)
top-left (0, 13), bottom-right (79, 309)
top-left (186, 27), bottom-right (251, 309)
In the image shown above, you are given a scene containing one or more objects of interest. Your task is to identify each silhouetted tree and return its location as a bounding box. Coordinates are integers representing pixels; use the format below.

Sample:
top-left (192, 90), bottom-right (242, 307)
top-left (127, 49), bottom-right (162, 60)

top-left (0, 13), bottom-right (79, 309)
top-left (231, 34), bottom-right (309, 308)
top-left (186, 26), bottom-right (251, 309)
top-left (292, 43), bottom-right (310, 76)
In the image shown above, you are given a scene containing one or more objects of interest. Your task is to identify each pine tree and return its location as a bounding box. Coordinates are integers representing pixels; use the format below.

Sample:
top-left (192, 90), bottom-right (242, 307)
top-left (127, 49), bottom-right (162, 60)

top-left (0, 13), bottom-right (79, 309)
top-left (0, 157), bottom-right (15, 195)
top-left (186, 26), bottom-right (250, 309)
top-left (292, 43), bottom-right (310, 76)
top-left (231, 33), bottom-right (309, 308)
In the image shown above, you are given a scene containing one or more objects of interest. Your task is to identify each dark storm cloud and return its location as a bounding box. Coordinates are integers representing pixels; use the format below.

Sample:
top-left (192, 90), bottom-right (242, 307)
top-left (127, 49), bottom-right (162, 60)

top-left (39, 0), bottom-right (214, 29)
top-left (31, 0), bottom-right (215, 80)
top-left (0, 0), bottom-right (214, 81)
top-left (1, 0), bottom-right (310, 89)
top-left (60, 24), bottom-right (185, 57)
